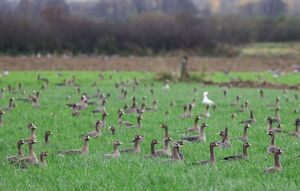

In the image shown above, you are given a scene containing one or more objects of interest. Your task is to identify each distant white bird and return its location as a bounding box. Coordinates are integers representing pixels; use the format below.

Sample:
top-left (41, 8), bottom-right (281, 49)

top-left (162, 80), bottom-right (170, 90)
top-left (3, 71), bottom-right (9, 76)
top-left (202, 92), bottom-right (214, 106)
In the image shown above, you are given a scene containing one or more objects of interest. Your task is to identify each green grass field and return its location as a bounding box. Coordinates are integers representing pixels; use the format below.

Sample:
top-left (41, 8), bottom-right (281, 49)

top-left (0, 71), bottom-right (300, 191)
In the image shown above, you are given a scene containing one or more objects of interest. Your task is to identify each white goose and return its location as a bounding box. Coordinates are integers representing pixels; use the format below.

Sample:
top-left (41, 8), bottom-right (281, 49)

top-left (162, 80), bottom-right (170, 90)
top-left (202, 92), bottom-right (214, 106)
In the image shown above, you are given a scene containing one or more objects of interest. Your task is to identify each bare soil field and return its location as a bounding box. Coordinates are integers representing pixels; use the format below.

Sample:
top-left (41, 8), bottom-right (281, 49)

top-left (0, 56), bottom-right (299, 72)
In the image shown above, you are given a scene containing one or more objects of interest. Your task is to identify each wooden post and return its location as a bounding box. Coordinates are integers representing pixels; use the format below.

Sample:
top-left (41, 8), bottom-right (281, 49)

top-left (180, 56), bottom-right (190, 81)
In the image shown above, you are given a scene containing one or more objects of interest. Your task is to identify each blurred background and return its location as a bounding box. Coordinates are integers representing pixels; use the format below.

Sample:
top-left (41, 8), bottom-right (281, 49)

top-left (0, 0), bottom-right (299, 71)
top-left (1, 0), bottom-right (299, 55)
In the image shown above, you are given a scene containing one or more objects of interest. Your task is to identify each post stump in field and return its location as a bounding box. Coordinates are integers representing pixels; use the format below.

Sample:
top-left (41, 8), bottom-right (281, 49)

top-left (180, 56), bottom-right (190, 81)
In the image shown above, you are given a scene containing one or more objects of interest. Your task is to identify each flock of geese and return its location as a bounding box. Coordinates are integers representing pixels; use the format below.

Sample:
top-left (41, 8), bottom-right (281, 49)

top-left (2, 73), bottom-right (300, 173)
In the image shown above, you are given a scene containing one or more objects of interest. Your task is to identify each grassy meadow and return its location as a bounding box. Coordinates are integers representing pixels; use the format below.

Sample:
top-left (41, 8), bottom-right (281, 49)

top-left (0, 71), bottom-right (300, 191)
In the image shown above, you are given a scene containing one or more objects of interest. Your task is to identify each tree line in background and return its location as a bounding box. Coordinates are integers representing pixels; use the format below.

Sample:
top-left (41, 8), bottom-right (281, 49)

top-left (0, 0), bottom-right (299, 56)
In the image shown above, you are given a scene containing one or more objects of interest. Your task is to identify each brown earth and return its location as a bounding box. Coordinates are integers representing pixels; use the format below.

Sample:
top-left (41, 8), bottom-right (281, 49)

top-left (0, 55), bottom-right (300, 72)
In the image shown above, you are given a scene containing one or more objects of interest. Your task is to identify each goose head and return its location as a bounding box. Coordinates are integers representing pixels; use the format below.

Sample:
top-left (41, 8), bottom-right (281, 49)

top-left (160, 123), bottom-right (168, 129)
top-left (28, 122), bottom-right (37, 129)
top-left (244, 124), bottom-right (251, 129)
top-left (151, 139), bottom-right (159, 145)
top-left (243, 142), bottom-right (251, 148)
top-left (114, 140), bottom-right (122, 146)
top-left (273, 147), bottom-right (283, 155)
top-left (40, 152), bottom-right (49, 158)
top-left (203, 92), bottom-right (208, 97)
top-left (133, 135), bottom-right (144, 143)
top-left (95, 120), bottom-right (102, 126)
top-left (84, 136), bottom-right (91, 141)
top-left (17, 140), bottom-right (26, 145)
top-left (210, 142), bottom-right (220, 148)
top-left (28, 139), bottom-right (38, 145)
top-left (201, 123), bottom-right (208, 129)
top-left (45, 131), bottom-right (52, 136)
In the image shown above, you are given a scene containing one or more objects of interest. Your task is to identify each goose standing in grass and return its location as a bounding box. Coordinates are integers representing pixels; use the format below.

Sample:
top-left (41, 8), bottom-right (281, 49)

top-left (160, 124), bottom-right (170, 139)
top-left (44, 131), bottom-right (52, 144)
top-left (120, 135), bottom-right (144, 154)
top-left (136, 109), bottom-right (144, 118)
top-left (150, 140), bottom-right (159, 157)
top-left (129, 97), bottom-right (138, 113)
top-left (240, 110), bottom-right (256, 125)
top-left (223, 88), bottom-right (228, 97)
top-left (71, 104), bottom-right (80, 116)
top-left (109, 125), bottom-right (116, 135)
top-left (237, 100), bottom-right (249, 113)
top-left (67, 75), bottom-right (76, 86)
top-left (92, 99), bottom-right (107, 113)
top-left (29, 91), bottom-right (40, 108)
top-left (267, 131), bottom-right (279, 154)
top-left (259, 89), bottom-right (264, 98)
top-left (271, 107), bottom-right (281, 123)
top-left (224, 142), bottom-right (251, 160)
top-left (67, 95), bottom-right (88, 110)
top-left (191, 98), bottom-right (197, 108)
top-left (162, 80), bottom-right (170, 91)
top-left (0, 110), bottom-right (5, 126)
top-left (39, 152), bottom-right (49, 168)
top-left (117, 109), bottom-right (124, 126)
top-left (192, 142), bottom-right (220, 165)
top-left (186, 116), bottom-right (201, 132)
top-left (137, 116), bottom-right (143, 128)
top-left (182, 123), bottom-right (208, 142)
top-left (82, 120), bottom-right (102, 138)
top-left (169, 101), bottom-right (175, 107)
top-left (16, 139), bottom-right (38, 167)
top-left (185, 104), bottom-right (193, 118)
top-left (290, 118), bottom-right (300, 138)
top-left (156, 137), bottom-right (172, 157)
top-left (266, 117), bottom-right (281, 133)
top-left (230, 95), bottom-right (241, 106)
top-left (37, 73), bottom-right (49, 84)
top-left (267, 97), bottom-right (280, 108)
top-left (176, 141), bottom-right (185, 160)
top-left (7, 140), bottom-right (26, 163)
top-left (5, 97), bottom-right (16, 111)
top-left (24, 123), bottom-right (37, 143)
top-left (231, 112), bottom-right (237, 120)
top-left (218, 127), bottom-right (231, 148)
top-left (181, 105), bottom-right (189, 118)
top-left (118, 109), bottom-right (135, 128)
top-left (238, 124), bottom-right (251, 142)
top-left (58, 136), bottom-right (91, 156)
top-left (150, 89), bottom-right (154, 96)
top-left (264, 148), bottom-right (283, 173)
top-left (171, 143), bottom-right (183, 161)
top-left (151, 100), bottom-right (158, 111)
top-left (200, 105), bottom-right (210, 118)
top-left (104, 140), bottom-right (122, 159)
top-left (140, 103), bottom-right (148, 112)
top-left (100, 112), bottom-right (108, 128)
top-left (202, 92), bottom-right (214, 106)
